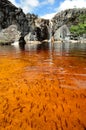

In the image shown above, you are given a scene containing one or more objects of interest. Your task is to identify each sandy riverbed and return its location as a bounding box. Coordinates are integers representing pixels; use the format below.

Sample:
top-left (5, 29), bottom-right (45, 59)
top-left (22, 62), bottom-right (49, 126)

top-left (0, 50), bottom-right (86, 130)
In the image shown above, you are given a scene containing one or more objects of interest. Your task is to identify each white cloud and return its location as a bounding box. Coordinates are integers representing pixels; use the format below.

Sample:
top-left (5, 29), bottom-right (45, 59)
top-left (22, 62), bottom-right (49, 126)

top-left (10, 0), bottom-right (20, 7)
top-left (10, 0), bottom-right (55, 14)
top-left (10, 0), bottom-right (39, 13)
top-left (20, 0), bottom-right (39, 8)
top-left (41, 12), bottom-right (56, 19)
top-left (9, 0), bottom-right (86, 19)
top-left (58, 0), bottom-right (86, 11)
top-left (47, 0), bottom-right (55, 4)
top-left (41, 0), bottom-right (86, 19)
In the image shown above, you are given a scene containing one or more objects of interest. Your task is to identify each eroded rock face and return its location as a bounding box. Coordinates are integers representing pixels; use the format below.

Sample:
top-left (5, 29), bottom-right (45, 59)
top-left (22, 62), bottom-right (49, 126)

top-left (25, 17), bottom-right (50, 42)
top-left (52, 8), bottom-right (86, 40)
top-left (0, 0), bottom-right (28, 37)
top-left (35, 18), bottom-right (50, 41)
top-left (53, 25), bottom-right (70, 41)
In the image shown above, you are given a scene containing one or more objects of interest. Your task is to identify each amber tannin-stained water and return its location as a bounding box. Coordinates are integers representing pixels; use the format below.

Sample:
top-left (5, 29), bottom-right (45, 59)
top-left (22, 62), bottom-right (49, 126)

top-left (0, 42), bottom-right (86, 130)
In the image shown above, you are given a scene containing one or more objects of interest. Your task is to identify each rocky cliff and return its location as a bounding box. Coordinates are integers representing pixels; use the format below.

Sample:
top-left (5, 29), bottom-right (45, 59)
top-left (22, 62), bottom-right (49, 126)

top-left (0, 0), bottom-right (50, 44)
top-left (52, 8), bottom-right (86, 40)
top-left (0, 0), bottom-right (29, 36)
top-left (0, 0), bottom-right (86, 44)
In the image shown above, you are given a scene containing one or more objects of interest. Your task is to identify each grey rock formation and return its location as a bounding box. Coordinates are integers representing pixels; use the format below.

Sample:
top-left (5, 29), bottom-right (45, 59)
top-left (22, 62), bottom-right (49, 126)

top-left (25, 17), bottom-right (50, 42)
top-left (0, 25), bottom-right (21, 44)
top-left (52, 8), bottom-right (86, 40)
top-left (0, 0), bottom-right (28, 39)
top-left (54, 25), bottom-right (70, 41)
top-left (1, 0), bottom-right (86, 44)
top-left (0, 0), bottom-right (50, 43)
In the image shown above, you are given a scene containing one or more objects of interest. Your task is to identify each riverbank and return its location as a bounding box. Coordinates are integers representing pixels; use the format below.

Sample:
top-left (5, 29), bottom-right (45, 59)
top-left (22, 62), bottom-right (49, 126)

top-left (0, 39), bottom-right (86, 46)
top-left (64, 39), bottom-right (86, 44)
top-left (0, 41), bottom-right (12, 45)
top-left (53, 39), bottom-right (86, 44)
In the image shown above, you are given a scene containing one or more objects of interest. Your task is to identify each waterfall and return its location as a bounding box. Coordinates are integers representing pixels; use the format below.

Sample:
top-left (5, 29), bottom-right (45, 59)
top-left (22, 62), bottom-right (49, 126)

top-left (48, 19), bottom-right (53, 62)
top-left (48, 19), bottom-right (53, 43)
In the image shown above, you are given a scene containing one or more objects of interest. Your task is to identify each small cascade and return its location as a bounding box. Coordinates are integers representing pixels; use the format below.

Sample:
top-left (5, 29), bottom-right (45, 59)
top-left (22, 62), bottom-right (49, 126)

top-left (48, 20), bottom-right (53, 64)
top-left (48, 19), bottom-right (53, 52)
top-left (48, 19), bottom-right (53, 43)
top-left (12, 41), bottom-right (19, 49)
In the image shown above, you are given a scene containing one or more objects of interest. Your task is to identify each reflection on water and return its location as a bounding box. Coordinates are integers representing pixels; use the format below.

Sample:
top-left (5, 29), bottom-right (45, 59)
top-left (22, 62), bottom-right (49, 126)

top-left (0, 42), bottom-right (86, 56)
top-left (0, 42), bottom-right (86, 130)
top-left (0, 42), bottom-right (86, 87)
top-left (19, 43), bottom-right (25, 50)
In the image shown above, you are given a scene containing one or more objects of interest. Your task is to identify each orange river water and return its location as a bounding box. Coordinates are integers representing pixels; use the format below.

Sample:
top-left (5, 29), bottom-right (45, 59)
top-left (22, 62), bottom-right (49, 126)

top-left (0, 42), bottom-right (86, 130)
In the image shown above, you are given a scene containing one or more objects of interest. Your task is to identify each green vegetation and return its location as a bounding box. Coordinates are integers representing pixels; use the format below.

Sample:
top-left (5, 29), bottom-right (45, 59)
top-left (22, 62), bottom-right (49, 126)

top-left (70, 14), bottom-right (86, 36)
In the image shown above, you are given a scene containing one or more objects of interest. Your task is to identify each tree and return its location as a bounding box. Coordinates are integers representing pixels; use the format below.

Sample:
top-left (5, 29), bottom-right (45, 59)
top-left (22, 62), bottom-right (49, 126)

top-left (79, 14), bottom-right (86, 24)
top-left (70, 14), bottom-right (86, 36)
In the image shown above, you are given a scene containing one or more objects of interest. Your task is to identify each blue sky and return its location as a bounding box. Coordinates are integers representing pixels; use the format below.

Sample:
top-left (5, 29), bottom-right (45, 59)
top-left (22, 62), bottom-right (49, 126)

top-left (10, 0), bottom-right (86, 19)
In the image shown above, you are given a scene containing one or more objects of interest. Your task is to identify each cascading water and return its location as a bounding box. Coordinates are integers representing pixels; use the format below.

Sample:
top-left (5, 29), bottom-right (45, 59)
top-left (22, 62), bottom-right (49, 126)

top-left (48, 19), bottom-right (53, 54)
top-left (48, 19), bottom-right (53, 43)
top-left (48, 20), bottom-right (53, 64)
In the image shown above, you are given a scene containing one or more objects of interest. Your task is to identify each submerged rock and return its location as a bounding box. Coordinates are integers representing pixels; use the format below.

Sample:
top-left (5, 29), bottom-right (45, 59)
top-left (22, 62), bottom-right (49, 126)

top-left (19, 36), bottom-right (26, 45)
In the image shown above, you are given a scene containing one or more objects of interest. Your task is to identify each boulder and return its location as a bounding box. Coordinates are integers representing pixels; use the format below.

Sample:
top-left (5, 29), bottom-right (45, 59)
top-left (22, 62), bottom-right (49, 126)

top-left (0, 25), bottom-right (21, 44)
top-left (53, 25), bottom-right (70, 41)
